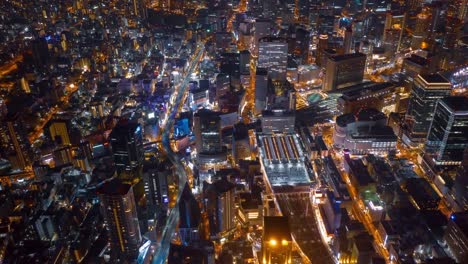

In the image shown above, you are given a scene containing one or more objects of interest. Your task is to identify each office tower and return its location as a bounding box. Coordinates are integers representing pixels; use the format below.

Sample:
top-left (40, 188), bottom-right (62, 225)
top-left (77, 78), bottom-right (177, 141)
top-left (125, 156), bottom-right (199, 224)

top-left (194, 109), bottom-right (223, 155)
top-left (179, 183), bottom-right (202, 245)
top-left (0, 113), bottom-right (31, 170)
top-left (294, 27), bottom-right (310, 60)
top-left (215, 73), bottom-right (230, 103)
top-left (262, 216), bottom-right (292, 264)
top-left (203, 178), bottom-right (236, 236)
top-left (444, 212), bottom-right (468, 263)
top-left (31, 38), bottom-right (49, 68)
top-left (219, 53), bottom-right (240, 87)
top-left (411, 9), bottom-right (431, 50)
top-left (402, 54), bottom-right (439, 82)
top-left (316, 34), bottom-right (328, 67)
top-left (425, 97), bottom-right (468, 167)
top-left (254, 68), bottom-right (268, 114)
top-left (403, 74), bottom-right (452, 146)
top-left (232, 123), bottom-right (251, 163)
top-left (258, 37), bottom-right (288, 81)
top-left (109, 121), bottom-right (144, 177)
top-left (97, 178), bottom-right (141, 261)
top-left (254, 18), bottom-right (272, 53)
top-left (342, 27), bottom-right (353, 54)
top-left (323, 53), bottom-right (366, 92)
top-left (142, 159), bottom-right (170, 210)
top-left (239, 50), bottom-right (251, 75)
top-left (48, 116), bottom-right (74, 146)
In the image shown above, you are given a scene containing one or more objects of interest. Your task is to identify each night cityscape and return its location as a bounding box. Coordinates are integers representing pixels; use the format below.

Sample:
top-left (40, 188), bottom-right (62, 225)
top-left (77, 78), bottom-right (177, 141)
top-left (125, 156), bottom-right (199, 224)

top-left (0, 0), bottom-right (467, 263)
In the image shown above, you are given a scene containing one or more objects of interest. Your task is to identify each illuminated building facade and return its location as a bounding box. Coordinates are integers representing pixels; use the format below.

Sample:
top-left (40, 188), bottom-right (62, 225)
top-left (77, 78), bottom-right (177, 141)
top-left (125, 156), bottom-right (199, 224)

top-left (97, 178), bottom-right (141, 261)
top-left (109, 122), bottom-right (144, 177)
top-left (403, 74), bottom-right (452, 146)
top-left (323, 53), bottom-right (366, 92)
top-left (424, 97), bottom-right (468, 167)
top-left (258, 37), bottom-right (288, 81)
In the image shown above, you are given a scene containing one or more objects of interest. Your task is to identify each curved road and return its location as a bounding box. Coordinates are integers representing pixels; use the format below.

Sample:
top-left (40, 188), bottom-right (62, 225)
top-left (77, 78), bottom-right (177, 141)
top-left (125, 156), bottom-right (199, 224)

top-left (151, 44), bottom-right (205, 264)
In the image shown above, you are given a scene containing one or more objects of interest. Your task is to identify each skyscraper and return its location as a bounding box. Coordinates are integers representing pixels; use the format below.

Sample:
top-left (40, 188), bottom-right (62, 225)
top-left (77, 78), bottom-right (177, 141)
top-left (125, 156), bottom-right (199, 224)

top-left (254, 68), bottom-right (269, 113)
top-left (258, 37), bottom-right (288, 81)
top-left (254, 18), bottom-right (272, 53)
top-left (322, 53), bottom-right (366, 92)
top-left (403, 74), bottom-right (452, 146)
top-left (425, 97), bottom-right (468, 167)
top-left (142, 159), bottom-right (170, 210)
top-left (0, 113), bottom-right (31, 170)
top-left (110, 121), bottom-right (144, 177)
top-left (97, 178), bottom-right (141, 261)
top-left (194, 109), bottom-right (223, 155)
top-left (179, 182), bottom-right (202, 245)
top-left (444, 212), bottom-right (468, 263)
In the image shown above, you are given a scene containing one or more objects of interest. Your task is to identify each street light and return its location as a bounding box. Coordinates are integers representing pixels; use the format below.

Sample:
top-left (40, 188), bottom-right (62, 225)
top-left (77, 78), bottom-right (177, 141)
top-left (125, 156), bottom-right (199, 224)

top-left (269, 239), bottom-right (277, 246)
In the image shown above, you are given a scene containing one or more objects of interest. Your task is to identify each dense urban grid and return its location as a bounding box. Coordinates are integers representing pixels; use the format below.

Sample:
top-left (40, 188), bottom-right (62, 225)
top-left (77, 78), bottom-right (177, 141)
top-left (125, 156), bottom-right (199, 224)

top-left (0, 0), bottom-right (467, 263)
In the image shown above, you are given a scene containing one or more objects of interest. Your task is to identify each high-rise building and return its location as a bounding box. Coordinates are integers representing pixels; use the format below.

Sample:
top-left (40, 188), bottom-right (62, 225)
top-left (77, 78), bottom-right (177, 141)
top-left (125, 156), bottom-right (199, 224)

top-left (403, 74), bottom-right (452, 146)
top-left (97, 178), bottom-right (141, 261)
top-left (179, 182), bottom-right (202, 245)
top-left (203, 178), bottom-right (236, 236)
top-left (254, 18), bottom-right (272, 53)
top-left (232, 123), bottom-right (251, 163)
top-left (254, 68), bottom-right (269, 114)
top-left (109, 121), bottom-right (144, 176)
top-left (239, 50), bottom-right (251, 75)
top-left (262, 216), bottom-right (293, 264)
top-left (342, 27), bottom-right (353, 54)
top-left (0, 113), bottom-right (31, 170)
top-left (194, 109), bottom-right (223, 155)
top-left (316, 34), bottom-right (328, 67)
top-left (142, 159), bottom-right (170, 210)
top-left (258, 37), bottom-right (288, 81)
top-left (424, 97), bottom-right (468, 167)
top-left (323, 53), bottom-right (366, 92)
top-left (444, 212), bottom-right (468, 263)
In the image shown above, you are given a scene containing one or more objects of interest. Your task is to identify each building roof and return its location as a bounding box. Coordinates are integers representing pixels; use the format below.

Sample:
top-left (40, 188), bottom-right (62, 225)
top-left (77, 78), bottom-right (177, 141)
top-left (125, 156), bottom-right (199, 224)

top-left (263, 216), bottom-right (291, 241)
top-left (356, 108), bottom-right (387, 122)
top-left (440, 96), bottom-right (468, 112)
top-left (418, 73), bottom-right (450, 85)
top-left (96, 178), bottom-right (131, 196)
top-left (328, 52), bottom-right (366, 62)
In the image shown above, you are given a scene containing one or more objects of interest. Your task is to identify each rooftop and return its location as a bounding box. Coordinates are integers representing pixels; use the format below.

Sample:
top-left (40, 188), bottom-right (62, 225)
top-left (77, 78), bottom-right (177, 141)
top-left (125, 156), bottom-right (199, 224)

top-left (328, 52), bottom-right (366, 62)
top-left (96, 178), bottom-right (132, 196)
top-left (440, 96), bottom-right (468, 112)
top-left (418, 73), bottom-right (451, 85)
top-left (263, 216), bottom-right (291, 242)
